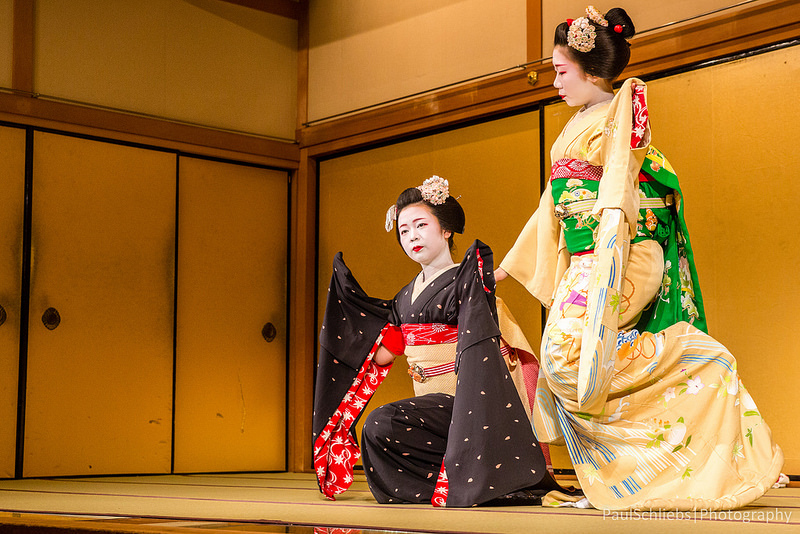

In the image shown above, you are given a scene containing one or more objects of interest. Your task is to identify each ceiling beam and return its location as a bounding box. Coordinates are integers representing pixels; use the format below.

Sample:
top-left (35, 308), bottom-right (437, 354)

top-left (219, 0), bottom-right (299, 20)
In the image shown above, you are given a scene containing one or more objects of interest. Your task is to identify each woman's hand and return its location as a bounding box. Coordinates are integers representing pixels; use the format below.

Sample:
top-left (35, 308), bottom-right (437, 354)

top-left (494, 267), bottom-right (508, 282)
top-left (373, 345), bottom-right (397, 366)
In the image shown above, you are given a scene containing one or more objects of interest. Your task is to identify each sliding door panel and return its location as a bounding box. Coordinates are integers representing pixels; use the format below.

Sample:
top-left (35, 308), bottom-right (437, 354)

top-left (24, 132), bottom-right (175, 477)
top-left (0, 126), bottom-right (26, 478)
top-left (175, 157), bottom-right (288, 472)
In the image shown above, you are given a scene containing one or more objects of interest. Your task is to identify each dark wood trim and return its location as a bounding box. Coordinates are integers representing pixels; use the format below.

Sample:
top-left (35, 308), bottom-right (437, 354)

top-left (299, 0), bottom-right (800, 158)
top-left (12, 0), bottom-right (34, 94)
top-left (0, 93), bottom-right (300, 168)
top-left (297, 0), bottom-right (309, 130)
top-left (526, 0), bottom-right (542, 62)
top-left (287, 149), bottom-right (317, 473)
top-left (287, 0), bottom-right (313, 474)
top-left (219, 0), bottom-right (300, 20)
top-left (14, 127), bottom-right (34, 479)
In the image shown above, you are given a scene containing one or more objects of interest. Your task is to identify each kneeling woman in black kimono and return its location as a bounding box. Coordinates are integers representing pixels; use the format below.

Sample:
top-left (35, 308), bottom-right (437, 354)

top-left (312, 177), bottom-right (563, 507)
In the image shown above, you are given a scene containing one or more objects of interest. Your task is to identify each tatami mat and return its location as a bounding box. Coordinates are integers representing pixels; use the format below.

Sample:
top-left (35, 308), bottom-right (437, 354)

top-left (0, 472), bottom-right (798, 533)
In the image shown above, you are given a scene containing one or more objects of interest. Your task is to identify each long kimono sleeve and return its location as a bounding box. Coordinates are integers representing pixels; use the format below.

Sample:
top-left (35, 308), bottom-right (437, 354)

top-left (593, 78), bottom-right (651, 233)
top-left (578, 80), bottom-right (651, 413)
top-left (439, 241), bottom-right (556, 507)
top-left (577, 209), bottom-right (629, 413)
top-left (312, 253), bottom-right (395, 499)
top-left (498, 182), bottom-right (569, 309)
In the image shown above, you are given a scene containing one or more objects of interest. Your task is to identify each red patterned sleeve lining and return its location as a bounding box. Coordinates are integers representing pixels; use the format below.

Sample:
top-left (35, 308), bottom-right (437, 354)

top-left (313, 325), bottom-right (394, 500)
top-left (630, 83), bottom-right (649, 149)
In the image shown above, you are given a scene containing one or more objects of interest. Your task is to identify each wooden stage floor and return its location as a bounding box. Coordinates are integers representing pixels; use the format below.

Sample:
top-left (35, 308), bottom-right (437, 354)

top-left (0, 472), bottom-right (798, 533)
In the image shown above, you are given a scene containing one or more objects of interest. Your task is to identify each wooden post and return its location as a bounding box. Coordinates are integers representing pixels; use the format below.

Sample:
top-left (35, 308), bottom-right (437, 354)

top-left (527, 0), bottom-right (543, 62)
top-left (12, 0), bottom-right (35, 94)
top-left (287, 0), bottom-right (315, 473)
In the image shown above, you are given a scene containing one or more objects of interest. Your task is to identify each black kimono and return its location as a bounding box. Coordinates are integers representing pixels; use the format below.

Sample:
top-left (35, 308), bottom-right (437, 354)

top-left (313, 241), bottom-right (558, 507)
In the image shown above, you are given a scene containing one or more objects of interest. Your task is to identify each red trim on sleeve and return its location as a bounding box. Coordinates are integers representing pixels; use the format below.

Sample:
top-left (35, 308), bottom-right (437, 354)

top-left (381, 324), bottom-right (405, 355)
top-left (313, 325), bottom-right (394, 500)
top-left (475, 248), bottom-right (492, 294)
top-left (630, 83), bottom-right (649, 149)
top-left (431, 461), bottom-right (449, 506)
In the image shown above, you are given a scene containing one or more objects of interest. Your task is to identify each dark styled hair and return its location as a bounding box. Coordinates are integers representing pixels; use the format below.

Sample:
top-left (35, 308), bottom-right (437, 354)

top-left (394, 187), bottom-right (465, 252)
top-left (554, 7), bottom-right (635, 80)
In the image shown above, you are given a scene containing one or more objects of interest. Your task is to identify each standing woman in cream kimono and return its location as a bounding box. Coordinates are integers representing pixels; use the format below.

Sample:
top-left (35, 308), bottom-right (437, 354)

top-left (496, 6), bottom-right (784, 511)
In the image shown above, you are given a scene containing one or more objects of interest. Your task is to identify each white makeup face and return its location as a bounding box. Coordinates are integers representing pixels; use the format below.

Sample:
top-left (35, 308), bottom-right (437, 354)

top-left (397, 203), bottom-right (452, 269)
top-left (552, 46), bottom-right (599, 108)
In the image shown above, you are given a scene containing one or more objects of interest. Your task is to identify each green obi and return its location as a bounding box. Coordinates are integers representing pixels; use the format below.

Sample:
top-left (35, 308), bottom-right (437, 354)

top-left (550, 147), bottom-right (707, 334)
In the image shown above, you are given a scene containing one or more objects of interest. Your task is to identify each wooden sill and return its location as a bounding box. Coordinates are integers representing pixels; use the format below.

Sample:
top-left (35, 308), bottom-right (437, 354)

top-left (0, 92), bottom-right (300, 168)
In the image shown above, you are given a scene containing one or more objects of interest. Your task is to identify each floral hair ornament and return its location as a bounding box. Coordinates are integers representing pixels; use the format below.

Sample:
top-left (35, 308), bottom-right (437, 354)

top-left (385, 175), bottom-right (451, 232)
top-left (417, 175), bottom-right (450, 205)
top-left (585, 5), bottom-right (608, 27)
top-left (567, 6), bottom-right (608, 53)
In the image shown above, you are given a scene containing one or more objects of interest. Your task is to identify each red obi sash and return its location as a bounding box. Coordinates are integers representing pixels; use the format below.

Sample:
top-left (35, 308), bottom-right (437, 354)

top-left (400, 323), bottom-right (458, 345)
top-left (551, 158), bottom-right (603, 181)
top-left (551, 158), bottom-right (653, 184)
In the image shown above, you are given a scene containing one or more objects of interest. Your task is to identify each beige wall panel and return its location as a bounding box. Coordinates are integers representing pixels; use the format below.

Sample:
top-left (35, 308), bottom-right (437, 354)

top-left (25, 132), bottom-right (175, 477)
top-left (0, 0), bottom-right (12, 88)
top-left (646, 45), bottom-right (800, 473)
top-left (0, 125), bottom-right (26, 478)
top-left (34, 0), bottom-right (297, 139)
top-left (309, 0), bottom-right (527, 121)
top-left (541, 0), bottom-right (751, 57)
top-left (319, 110), bottom-right (542, 447)
top-left (175, 157), bottom-right (288, 473)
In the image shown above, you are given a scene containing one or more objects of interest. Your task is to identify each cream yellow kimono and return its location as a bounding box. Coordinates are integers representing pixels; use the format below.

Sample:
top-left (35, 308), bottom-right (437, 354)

top-left (501, 79), bottom-right (783, 511)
